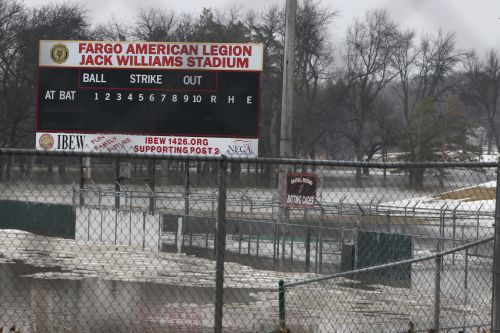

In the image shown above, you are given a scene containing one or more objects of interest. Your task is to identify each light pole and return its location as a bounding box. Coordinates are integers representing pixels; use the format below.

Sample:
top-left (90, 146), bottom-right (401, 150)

top-left (278, 0), bottom-right (297, 269)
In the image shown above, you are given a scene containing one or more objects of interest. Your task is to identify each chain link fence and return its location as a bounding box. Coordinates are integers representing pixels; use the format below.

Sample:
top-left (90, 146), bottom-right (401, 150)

top-left (0, 149), bottom-right (498, 332)
top-left (280, 237), bottom-right (494, 333)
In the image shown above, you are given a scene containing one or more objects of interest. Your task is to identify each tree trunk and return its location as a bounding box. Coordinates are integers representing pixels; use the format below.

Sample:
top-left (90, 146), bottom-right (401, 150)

top-left (255, 162), bottom-right (259, 185)
top-left (230, 162), bottom-right (241, 183)
top-left (26, 156), bottom-right (35, 175)
top-left (439, 169), bottom-right (444, 188)
top-left (196, 161), bottom-right (202, 175)
top-left (47, 158), bottom-right (54, 175)
top-left (355, 145), bottom-right (363, 186)
top-left (488, 133), bottom-right (493, 154)
top-left (0, 157), bottom-right (4, 181)
top-left (58, 157), bottom-right (67, 175)
top-left (161, 160), bottom-right (168, 180)
top-left (409, 168), bottom-right (425, 190)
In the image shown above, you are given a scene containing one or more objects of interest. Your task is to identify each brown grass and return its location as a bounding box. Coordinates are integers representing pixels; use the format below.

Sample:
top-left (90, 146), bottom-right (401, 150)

top-left (433, 186), bottom-right (496, 202)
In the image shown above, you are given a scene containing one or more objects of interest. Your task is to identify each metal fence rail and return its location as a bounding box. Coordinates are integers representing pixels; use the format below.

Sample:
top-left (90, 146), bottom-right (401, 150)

top-left (0, 148), bottom-right (498, 332)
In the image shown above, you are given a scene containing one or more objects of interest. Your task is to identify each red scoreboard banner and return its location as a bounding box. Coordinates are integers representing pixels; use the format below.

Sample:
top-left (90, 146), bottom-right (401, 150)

top-left (36, 40), bottom-right (263, 157)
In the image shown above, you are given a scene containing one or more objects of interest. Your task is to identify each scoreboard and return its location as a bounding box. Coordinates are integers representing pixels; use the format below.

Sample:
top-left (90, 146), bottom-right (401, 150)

top-left (36, 41), bottom-right (263, 157)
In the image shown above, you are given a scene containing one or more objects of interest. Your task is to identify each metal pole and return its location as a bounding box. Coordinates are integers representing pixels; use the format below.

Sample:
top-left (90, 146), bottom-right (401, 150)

top-left (464, 247), bottom-right (469, 330)
top-left (214, 157), bottom-right (227, 333)
top-left (282, 210), bottom-right (288, 269)
top-left (319, 206), bottom-right (324, 274)
top-left (476, 204), bottom-right (483, 245)
top-left (184, 160), bottom-right (190, 252)
top-left (434, 254), bottom-right (442, 332)
top-left (248, 221), bottom-right (252, 255)
top-left (290, 225), bottom-right (294, 271)
top-left (274, 221), bottom-right (278, 270)
top-left (205, 219), bottom-right (209, 250)
top-left (452, 203), bottom-right (460, 266)
top-left (189, 216), bottom-right (193, 255)
top-left (492, 158), bottom-right (500, 333)
top-left (280, 0), bottom-right (297, 157)
top-left (149, 159), bottom-right (155, 213)
top-left (278, 0), bottom-right (297, 271)
top-left (386, 210), bottom-right (391, 233)
top-left (79, 156), bottom-right (87, 206)
top-left (256, 222), bottom-right (260, 265)
top-left (115, 158), bottom-right (120, 209)
top-left (279, 280), bottom-right (286, 329)
top-left (305, 209), bottom-right (311, 272)
top-left (238, 220), bottom-right (242, 257)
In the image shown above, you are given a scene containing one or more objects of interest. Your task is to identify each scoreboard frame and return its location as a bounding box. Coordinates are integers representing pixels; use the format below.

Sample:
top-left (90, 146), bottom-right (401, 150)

top-left (36, 40), bottom-right (263, 157)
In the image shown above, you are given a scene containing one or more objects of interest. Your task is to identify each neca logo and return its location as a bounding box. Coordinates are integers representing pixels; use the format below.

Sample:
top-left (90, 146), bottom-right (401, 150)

top-left (226, 140), bottom-right (254, 156)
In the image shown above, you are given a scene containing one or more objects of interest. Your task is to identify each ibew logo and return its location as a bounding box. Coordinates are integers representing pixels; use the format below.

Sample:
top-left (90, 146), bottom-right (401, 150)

top-left (57, 134), bottom-right (85, 150)
top-left (226, 140), bottom-right (255, 156)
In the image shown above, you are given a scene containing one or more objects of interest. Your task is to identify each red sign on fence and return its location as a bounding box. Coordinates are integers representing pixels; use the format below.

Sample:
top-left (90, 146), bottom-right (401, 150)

top-left (285, 173), bottom-right (318, 208)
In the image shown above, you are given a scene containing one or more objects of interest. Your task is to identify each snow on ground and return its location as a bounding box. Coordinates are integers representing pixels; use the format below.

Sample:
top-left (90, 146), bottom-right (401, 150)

top-left (0, 229), bottom-right (493, 332)
top-left (385, 196), bottom-right (496, 214)
top-left (0, 229), bottom-right (314, 288)
top-left (0, 173), bottom-right (497, 331)
top-left (383, 180), bottom-right (498, 216)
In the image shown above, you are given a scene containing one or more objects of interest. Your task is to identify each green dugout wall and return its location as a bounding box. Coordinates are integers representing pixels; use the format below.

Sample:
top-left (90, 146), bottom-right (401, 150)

top-left (0, 200), bottom-right (75, 239)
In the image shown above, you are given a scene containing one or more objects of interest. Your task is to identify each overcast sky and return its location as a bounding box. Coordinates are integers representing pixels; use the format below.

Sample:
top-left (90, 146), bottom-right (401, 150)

top-left (25, 0), bottom-right (500, 52)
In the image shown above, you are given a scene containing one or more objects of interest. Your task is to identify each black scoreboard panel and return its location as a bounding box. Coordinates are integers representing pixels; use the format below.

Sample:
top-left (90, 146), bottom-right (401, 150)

top-left (37, 68), bottom-right (260, 137)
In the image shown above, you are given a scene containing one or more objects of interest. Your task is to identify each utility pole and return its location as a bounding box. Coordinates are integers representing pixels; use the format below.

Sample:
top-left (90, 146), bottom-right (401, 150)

top-left (278, 0), bottom-right (296, 270)
top-left (492, 157), bottom-right (500, 332)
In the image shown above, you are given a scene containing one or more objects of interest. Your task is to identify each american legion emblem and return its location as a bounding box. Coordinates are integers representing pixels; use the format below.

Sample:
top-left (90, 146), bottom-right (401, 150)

top-left (50, 43), bottom-right (69, 64)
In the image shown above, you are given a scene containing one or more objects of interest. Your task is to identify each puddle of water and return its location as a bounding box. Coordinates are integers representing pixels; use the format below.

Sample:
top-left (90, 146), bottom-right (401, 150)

top-left (0, 261), bottom-right (256, 332)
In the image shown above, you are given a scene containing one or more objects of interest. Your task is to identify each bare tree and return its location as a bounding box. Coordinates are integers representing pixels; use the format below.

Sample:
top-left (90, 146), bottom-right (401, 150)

top-left (133, 7), bottom-right (177, 41)
top-left (0, 0), bottom-right (25, 179)
top-left (391, 29), bottom-right (461, 187)
top-left (92, 17), bottom-right (130, 41)
top-left (0, 0), bottom-right (25, 148)
top-left (246, 5), bottom-right (284, 158)
top-left (340, 9), bottom-right (400, 182)
top-left (5, 3), bottom-right (89, 176)
top-left (187, 6), bottom-right (250, 43)
top-left (411, 30), bottom-right (460, 108)
top-left (390, 28), bottom-right (417, 123)
top-left (293, 0), bottom-right (337, 159)
top-left (462, 49), bottom-right (500, 153)
top-left (174, 13), bottom-right (196, 42)
top-left (392, 29), bottom-right (460, 128)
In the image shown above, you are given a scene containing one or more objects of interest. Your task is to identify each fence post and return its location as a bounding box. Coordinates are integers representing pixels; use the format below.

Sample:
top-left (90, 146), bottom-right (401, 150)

top-left (214, 156), bottom-right (227, 333)
top-left (319, 205), bottom-right (324, 274)
top-left (386, 210), bottom-right (391, 233)
top-left (403, 202), bottom-right (410, 234)
top-left (279, 279), bottom-right (286, 329)
top-left (434, 254), bottom-right (442, 332)
top-left (79, 156), bottom-right (85, 206)
top-left (464, 248), bottom-right (469, 310)
top-left (72, 184), bottom-right (77, 206)
top-left (184, 160), bottom-right (190, 253)
top-left (115, 158), bottom-right (120, 209)
top-left (452, 203), bottom-right (460, 266)
top-left (282, 209), bottom-right (289, 270)
top-left (305, 208), bottom-right (311, 273)
top-left (148, 158), bottom-right (155, 213)
top-left (492, 158), bottom-right (500, 333)
top-left (476, 204), bottom-right (483, 242)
